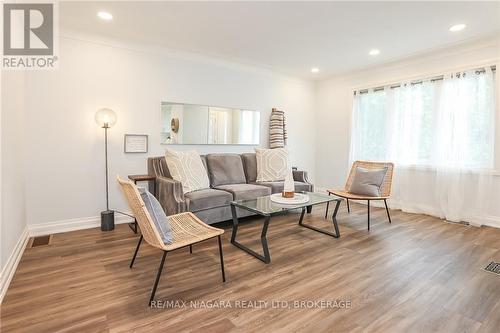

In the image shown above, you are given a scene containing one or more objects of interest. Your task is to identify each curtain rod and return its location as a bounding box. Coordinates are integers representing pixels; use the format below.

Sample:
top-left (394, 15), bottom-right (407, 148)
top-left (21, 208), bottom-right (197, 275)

top-left (355, 65), bottom-right (496, 95)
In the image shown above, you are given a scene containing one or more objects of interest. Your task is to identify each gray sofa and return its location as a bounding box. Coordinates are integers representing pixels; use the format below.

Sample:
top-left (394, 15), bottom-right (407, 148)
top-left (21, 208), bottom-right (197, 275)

top-left (148, 153), bottom-right (313, 224)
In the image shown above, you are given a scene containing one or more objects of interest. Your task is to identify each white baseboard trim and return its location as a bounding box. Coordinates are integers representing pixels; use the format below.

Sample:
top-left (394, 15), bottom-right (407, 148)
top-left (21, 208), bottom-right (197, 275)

top-left (481, 215), bottom-right (500, 229)
top-left (0, 227), bottom-right (29, 304)
top-left (28, 213), bottom-right (135, 237)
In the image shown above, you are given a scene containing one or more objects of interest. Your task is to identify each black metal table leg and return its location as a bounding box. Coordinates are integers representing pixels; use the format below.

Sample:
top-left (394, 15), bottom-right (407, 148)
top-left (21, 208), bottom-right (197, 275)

top-left (324, 192), bottom-right (331, 219)
top-left (230, 204), bottom-right (271, 264)
top-left (298, 207), bottom-right (306, 224)
top-left (299, 200), bottom-right (341, 238)
top-left (230, 204), bottom-right (238, 243)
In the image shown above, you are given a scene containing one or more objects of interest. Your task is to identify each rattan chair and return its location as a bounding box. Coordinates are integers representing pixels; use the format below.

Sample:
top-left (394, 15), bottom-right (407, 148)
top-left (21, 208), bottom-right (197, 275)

top-left (117, 176), bottom-right (226, 305)
top-left (325, 161), bottom-right (394, 230)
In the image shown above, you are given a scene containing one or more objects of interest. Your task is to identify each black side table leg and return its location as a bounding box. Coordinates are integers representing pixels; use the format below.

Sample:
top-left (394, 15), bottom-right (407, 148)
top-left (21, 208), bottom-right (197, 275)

top-left (298, 207), bottom-right (307, 225)
top-left (230, 204), bottom-right (239, 243)
top-left (260, 216), bottom-right (271, 263)
top-left (300, 201), bottom-right (341, 238)
top-left (331, 200), bottom-right (341, 237)
top-left (324, 192), bottom-right (331, 219)
top-left (230, 204), bottom-right (271, 264)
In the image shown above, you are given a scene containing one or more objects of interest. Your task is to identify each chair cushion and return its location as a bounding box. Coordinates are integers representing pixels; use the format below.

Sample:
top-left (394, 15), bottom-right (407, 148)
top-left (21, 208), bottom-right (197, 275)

top-left (139, 188), bottom-right (173, 244)
top-left (349, 167), bottom-right (387, 197)
top-left (165, 149), bottom-right (210, 194)
top-left (184, 188), bottom-right (233, 212)
top-left (215, 184), bottom-right (271, 200)
top-left (255, 148), bottom-right (290, 182)
top-left (254, 181), bottom-right (312, 194)
top-left (206, 154), bottom-right (247, 186)
top-left (241, 153), bottom-right (258, 183)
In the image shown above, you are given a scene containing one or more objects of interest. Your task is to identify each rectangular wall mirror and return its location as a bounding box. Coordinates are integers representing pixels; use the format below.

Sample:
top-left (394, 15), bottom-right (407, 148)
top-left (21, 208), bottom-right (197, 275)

top-left (161, 102), bottom-right (260, 145)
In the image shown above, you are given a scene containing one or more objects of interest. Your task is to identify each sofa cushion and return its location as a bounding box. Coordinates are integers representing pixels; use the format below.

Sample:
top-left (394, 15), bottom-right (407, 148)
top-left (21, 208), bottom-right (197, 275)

top-left (215, 184), bottom-right (271, 200)
top-left (185, 188), bottom-right (233, 212)
top-left (165, 149), bottom-right (210, 194)
top-left (254, 181), bottom-right (312, 194)
top-left (206, 154), bottom-right (247, 186)
top-left (255, 148), bottom-right (290, 182)
top-left (241, 153), bottom-right (257, 183)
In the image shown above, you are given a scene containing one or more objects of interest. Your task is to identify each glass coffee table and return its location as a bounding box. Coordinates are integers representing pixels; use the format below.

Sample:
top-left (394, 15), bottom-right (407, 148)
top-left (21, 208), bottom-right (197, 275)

top-left (230, 192), bottom-right (342, 264)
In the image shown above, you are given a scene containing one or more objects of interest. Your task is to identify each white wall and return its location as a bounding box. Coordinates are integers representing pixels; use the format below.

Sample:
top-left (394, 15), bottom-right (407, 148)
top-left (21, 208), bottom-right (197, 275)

top-left (1, 70), bottom-right (28, 296)
top-left (23, 35), bottom-right (316, 226)
top-left (315, 36), bottom-right (500, 223)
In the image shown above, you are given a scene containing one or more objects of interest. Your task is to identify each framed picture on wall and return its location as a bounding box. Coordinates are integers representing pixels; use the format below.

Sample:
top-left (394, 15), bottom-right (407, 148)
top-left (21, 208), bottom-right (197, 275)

top-left (124, 134), bottom-right (148, 153)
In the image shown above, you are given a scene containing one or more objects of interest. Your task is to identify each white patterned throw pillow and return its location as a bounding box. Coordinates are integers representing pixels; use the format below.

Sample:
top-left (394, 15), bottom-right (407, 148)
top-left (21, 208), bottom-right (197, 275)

top-left (164, 149), bottom-right (210, 194)
top-left (255, 148), bottom-right (290, 182)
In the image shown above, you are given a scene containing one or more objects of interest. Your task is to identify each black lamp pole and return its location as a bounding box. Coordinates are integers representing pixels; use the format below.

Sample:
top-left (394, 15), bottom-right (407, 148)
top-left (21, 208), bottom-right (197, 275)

top-left (101, 122), bottom-right (115, 231)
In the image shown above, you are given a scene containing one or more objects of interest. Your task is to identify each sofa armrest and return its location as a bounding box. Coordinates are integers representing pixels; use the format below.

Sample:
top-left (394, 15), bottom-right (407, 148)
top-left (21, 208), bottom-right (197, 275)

top-left (293, 170), bottom-right (312, 184)
top-left (293, 170), bottom-right (314, 192)
top-left (156, 176), bottom-right (186, 215)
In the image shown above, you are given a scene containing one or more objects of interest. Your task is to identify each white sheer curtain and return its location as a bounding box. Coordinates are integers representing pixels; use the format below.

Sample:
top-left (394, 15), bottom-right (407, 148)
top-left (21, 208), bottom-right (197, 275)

top-left (350, 67), bottom-right (496, 224)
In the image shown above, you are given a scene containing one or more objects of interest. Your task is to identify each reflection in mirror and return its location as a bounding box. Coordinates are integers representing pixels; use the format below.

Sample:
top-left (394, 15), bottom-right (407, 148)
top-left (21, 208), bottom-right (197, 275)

top-left (161, 102), bottom-right (260, 145)
top-left (161, 103), bottom-right (209, 144)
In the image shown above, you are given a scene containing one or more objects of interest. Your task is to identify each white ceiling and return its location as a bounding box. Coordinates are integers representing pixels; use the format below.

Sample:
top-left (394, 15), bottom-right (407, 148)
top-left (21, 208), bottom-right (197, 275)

top-left (60, 1), bottom-right (500, 80)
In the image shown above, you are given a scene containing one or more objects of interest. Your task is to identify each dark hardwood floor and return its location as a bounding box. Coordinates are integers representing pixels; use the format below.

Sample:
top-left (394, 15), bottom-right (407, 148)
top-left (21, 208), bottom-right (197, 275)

top-left (2, 202), bottom-right (500, 332)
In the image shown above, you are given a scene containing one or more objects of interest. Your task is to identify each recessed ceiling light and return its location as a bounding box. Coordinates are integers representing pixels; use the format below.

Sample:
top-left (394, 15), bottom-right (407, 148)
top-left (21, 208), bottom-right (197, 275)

top-left (449, 23), bottom-right (466, 32)
top-left (98, 11), bottom-right (113, 21)
top-left (369, 49), bottom-right (380, 56)
top-left (311, 67), bottom-right (319, 73)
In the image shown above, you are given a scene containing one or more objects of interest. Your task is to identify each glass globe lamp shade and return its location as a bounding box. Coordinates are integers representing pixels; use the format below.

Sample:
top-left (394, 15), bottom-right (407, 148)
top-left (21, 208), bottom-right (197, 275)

top-left (95, 108), bottom-right (117, 128)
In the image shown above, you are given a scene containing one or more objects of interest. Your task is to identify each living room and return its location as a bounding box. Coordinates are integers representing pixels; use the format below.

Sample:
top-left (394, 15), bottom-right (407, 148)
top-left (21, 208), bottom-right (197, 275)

top-left (1, 1), bottom-right (499, 332)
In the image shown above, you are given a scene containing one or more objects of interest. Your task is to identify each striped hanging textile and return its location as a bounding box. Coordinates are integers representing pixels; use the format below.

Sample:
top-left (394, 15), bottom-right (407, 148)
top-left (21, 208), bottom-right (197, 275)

top-left (269, 108), bottom-right (287, 148)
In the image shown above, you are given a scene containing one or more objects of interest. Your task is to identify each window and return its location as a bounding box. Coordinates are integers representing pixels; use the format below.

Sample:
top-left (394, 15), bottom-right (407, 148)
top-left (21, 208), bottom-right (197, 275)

top-left (350, 67), bottom-right (496, 169)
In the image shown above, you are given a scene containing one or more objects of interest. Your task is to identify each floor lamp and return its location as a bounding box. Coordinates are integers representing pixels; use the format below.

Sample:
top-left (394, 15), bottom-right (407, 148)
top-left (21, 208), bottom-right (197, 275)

top-left (95, 108), bottom-right (117, 231)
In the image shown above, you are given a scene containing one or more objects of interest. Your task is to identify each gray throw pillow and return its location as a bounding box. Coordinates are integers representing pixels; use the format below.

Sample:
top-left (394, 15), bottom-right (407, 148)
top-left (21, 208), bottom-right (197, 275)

top-left (349, 167), bottom-right (387, 197)
top-left (139, 187), bottom-right (173, 244)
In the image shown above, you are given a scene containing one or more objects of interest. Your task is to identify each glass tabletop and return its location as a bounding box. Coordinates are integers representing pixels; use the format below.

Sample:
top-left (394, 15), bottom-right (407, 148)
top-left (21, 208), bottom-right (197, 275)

top-left (231, 192), bottom-right (341, 216)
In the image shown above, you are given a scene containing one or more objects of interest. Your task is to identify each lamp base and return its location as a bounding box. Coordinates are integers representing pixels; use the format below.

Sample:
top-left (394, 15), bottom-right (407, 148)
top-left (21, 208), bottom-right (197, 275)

top-left (101, 210), bottom-right (115, 231)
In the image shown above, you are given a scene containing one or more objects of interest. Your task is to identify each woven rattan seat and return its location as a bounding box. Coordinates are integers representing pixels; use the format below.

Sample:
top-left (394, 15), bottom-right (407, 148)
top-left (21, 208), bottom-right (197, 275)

top-left (167, 213), bottom-right (223, 250)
